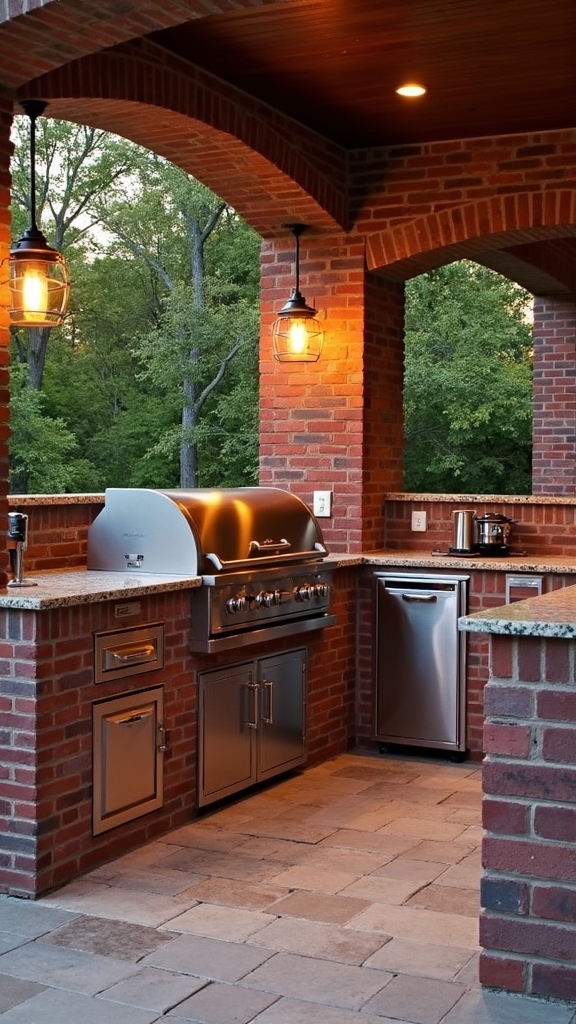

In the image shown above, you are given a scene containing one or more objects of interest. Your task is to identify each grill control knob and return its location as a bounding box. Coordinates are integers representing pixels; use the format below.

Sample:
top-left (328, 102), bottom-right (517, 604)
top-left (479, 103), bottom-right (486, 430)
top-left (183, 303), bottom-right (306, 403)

top-left (256, 590), bottom-right (275, 608)
top-left (225, 595), bottom-right (246, 614)
top-left (294, 584), bottom-right (314, 601)
top-left (314, 583), bottom-right (329, 599)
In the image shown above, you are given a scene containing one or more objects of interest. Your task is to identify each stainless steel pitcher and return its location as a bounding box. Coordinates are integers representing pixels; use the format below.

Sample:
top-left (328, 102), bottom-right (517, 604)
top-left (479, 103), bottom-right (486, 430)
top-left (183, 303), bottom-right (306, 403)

top-left (452, 509), bottom-right (476, 552)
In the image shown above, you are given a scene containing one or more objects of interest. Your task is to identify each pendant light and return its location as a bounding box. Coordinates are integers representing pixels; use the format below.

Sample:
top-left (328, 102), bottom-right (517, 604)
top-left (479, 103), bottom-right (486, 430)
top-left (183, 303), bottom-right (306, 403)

top-left (272, 224), bottom-right (323, 362)
top-left (8, 99), bottom-right (70, 329)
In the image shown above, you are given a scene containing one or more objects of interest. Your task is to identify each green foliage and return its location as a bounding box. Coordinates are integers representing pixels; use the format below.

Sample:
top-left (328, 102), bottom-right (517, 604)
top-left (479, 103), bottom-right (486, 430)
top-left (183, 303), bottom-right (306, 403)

top-left (9, 123), bottom-right (261, 493)
top-left (404, 262), bottom-right (533, 494)
top-left (9, 363), bottom-right (102, 493)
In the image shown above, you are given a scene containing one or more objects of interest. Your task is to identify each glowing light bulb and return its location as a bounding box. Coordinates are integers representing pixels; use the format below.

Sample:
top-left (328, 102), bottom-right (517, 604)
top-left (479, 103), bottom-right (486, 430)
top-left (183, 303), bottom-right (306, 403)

top-left (288, 319), bottom-right (308, 356)
top-left (22, 265), bottom-right (48, 321)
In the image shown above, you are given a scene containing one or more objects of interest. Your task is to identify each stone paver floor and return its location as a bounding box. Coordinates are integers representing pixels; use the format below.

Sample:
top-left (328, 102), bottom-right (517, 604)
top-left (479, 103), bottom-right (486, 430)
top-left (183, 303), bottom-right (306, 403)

top-left (1, 750), bottom-right (575, 1023)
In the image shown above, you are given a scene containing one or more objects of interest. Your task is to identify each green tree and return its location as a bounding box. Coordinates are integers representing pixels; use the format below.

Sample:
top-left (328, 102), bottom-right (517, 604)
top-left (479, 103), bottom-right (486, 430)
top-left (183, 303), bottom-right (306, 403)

top-left (9, 121), bottom-right (261, 492)
top-left (9, 362), bottom-right (99, 493)
top-left (99, 159), bottom-right (260, 487)
top-left (403, 261), bottom-right (533, 494)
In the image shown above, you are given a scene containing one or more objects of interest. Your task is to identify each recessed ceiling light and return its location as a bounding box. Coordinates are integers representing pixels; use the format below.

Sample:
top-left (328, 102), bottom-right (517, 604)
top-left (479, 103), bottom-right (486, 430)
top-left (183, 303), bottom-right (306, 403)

top-left (396, 83), bottom-right (427, 98)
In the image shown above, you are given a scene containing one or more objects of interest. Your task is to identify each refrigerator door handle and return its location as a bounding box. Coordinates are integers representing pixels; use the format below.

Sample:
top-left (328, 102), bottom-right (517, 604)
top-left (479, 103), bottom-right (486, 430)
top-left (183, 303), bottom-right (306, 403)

top-left (401, 593), bottom-right (437, 603)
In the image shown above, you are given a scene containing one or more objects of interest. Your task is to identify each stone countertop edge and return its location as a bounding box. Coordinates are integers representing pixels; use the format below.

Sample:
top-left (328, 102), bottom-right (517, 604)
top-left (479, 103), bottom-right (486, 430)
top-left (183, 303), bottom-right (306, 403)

top-left (361, 550), bottom-right (576, 573)
top-left (0, 569), bottom-right (202, 609)
top-left (459, 585), bottom-right (576, 639)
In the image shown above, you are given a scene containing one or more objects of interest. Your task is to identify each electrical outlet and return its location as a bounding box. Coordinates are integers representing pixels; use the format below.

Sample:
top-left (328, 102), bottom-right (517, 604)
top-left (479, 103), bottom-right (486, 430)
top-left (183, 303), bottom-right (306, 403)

top-left (411, 510), bottom-right (427, 532)
top-left (313, 490), bottom-right (332, 517)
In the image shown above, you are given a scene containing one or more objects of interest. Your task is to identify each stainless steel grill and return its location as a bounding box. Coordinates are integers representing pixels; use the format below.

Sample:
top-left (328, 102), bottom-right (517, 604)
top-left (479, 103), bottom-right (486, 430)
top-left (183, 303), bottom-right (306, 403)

top-left (88, 487), bottom-right (335, 652)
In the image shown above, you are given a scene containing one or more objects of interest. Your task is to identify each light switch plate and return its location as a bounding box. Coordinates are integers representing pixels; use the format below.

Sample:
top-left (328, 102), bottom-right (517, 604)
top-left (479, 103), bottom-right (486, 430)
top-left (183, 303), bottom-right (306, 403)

top-left (411, 511), bottom-right (427, 532)
top-left (313, 490), bottom-right (332, 517)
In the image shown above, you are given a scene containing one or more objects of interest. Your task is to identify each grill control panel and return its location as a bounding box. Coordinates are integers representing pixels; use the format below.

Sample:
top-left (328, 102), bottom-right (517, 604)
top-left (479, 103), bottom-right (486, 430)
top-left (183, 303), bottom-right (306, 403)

top-left (189, 565), bottom-right (334, 653)
top-left (220, 573), bottom-right (331, 624)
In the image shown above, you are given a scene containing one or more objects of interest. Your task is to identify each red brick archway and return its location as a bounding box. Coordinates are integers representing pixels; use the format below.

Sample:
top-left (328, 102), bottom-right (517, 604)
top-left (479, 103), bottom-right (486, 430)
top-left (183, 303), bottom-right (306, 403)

top-left (19, 41), bottom-right (347, 237)
top-left (366, 191), bottom-right (576, 279)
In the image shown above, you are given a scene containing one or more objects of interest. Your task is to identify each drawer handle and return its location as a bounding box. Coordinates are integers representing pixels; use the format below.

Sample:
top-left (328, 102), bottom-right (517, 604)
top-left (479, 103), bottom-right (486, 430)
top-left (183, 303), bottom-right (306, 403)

top-left (115, 711), bottom-right (153, 726)
top-left (402, 593), bottom-right (437, 603)
top-left (112, 643), bottom-right (156, 663)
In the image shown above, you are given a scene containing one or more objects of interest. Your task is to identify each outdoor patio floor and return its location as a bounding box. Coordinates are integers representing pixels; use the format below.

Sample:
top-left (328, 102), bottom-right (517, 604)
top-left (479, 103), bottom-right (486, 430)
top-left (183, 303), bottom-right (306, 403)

top-left (1, 750), bottom-right (575, 1023)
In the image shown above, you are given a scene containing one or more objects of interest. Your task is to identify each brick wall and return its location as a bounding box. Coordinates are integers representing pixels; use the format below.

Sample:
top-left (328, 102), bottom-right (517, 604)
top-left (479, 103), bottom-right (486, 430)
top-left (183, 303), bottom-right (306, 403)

top-left (383, 495), bottom-right (576, 558)
top-left (357, 138), bottom-right (576, 275)
top-left (0, 98), bottom-right (12, 587)
top-left (259, 232), bottom-right (368, 553)
top-left (362, 272), bottom-right (405, 548)
top-left (6, 496), bottom-right (103, 573)
top-left (481, 631), bottom-right (576, 1001)
top-left (532, 297), bottom-right (576, 495)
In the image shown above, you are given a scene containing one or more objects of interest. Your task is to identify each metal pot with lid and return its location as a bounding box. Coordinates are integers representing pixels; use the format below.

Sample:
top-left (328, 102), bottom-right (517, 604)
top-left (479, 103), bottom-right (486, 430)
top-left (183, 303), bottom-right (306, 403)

top-left (451, 509), bottom-right (476, 553)
top-left (475, 512), bottom-right (514, 555)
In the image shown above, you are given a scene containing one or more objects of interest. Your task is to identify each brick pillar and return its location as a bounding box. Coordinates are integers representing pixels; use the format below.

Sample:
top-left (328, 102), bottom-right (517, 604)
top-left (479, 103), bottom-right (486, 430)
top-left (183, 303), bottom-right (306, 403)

top-left (362, 269), bottom-right (404, 549)
top-left (481, 632), bottom-right (576, 1001)
top-left (259, 233), bottom-right (404, 552)
top-left (532, 296), bottom-right (576, 495)
top-left (0, 99), bottom-right (12, 584)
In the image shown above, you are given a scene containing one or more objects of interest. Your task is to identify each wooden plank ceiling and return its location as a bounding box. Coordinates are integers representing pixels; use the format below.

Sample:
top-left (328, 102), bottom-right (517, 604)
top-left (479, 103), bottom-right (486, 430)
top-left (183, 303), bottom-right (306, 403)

top-left (149, 0), bottom-right (576, 150)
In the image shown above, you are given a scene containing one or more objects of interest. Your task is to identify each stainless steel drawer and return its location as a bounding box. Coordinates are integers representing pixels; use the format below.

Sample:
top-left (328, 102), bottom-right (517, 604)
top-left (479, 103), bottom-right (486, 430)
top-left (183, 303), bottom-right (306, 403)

top-left (94, 623), bottom-right (164, 684)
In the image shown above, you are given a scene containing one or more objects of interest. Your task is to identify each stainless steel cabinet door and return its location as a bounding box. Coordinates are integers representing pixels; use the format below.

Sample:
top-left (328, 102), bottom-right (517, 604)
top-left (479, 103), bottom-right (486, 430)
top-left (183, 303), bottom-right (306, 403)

top-left (376, 576), bottom-right (466, 750)
top-left (198, 661), bottom-right (257, 806)
top-left (257, 648), bottom-right (306, 779)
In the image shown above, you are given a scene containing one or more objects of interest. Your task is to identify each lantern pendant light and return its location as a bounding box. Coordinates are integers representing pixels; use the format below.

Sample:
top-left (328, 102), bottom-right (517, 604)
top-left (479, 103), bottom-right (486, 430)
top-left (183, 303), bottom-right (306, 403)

top-left (272, 224), bottom-right (323, 362)
top-left (9, 99), bottom-right (70, 329)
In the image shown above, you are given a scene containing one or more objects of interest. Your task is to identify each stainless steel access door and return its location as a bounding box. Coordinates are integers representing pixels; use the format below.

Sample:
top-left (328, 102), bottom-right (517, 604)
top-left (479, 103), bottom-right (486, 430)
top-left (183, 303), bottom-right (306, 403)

top-left (375, 573), bottom-right (469, 752)
top-left (93, 685), bottom-right (165, 835)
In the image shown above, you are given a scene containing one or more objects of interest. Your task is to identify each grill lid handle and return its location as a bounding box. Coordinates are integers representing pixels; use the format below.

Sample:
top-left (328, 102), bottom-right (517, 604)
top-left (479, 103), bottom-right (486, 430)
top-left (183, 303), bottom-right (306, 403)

top-left (204, 540), bottom-right (328, 573)
top-left (248, 538), bottom-right (291, 556)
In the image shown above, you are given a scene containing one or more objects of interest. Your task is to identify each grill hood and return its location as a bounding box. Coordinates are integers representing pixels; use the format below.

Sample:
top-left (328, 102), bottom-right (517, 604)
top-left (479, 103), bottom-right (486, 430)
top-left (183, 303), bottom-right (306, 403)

top-left (87, 487), bottom-right (328, 576)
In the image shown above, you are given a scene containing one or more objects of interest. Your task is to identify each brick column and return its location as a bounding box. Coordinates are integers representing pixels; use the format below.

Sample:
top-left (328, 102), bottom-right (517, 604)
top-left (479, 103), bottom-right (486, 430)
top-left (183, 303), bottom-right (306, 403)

top-left (259, 233), bottom-right (404, 553)
top-left (532, 296), bottom-right (576, 495)
top-left (0, 98), bottom-right (12, 584)
top-left (481, 632), bottom-right (576, 1001)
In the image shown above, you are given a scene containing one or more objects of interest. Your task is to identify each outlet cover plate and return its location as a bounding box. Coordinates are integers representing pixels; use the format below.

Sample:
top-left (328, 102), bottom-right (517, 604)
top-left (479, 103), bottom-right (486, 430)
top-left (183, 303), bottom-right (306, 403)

top-left (411, 511), bottom-right (427, 532)
top-left (313, 490), bottom-right (332, 517)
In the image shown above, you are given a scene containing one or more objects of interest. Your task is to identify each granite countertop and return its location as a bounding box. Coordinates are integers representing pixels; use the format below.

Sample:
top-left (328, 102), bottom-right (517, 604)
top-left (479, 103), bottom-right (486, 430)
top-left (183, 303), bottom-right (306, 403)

top-left (361, 550), bottom-right (576, 574)
top-left (459, 583), bottom-right (576, 639)
top-left (5, 547), bottom-right (576, 611)
top-left (0, 569), bottom-right (202, 609)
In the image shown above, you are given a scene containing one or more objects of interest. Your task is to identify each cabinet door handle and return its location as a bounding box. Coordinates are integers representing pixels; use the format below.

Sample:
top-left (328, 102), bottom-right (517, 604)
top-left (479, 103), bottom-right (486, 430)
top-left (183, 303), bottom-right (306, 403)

top-left (244, 681), bottom-right (259, 729)
top-left (401, 593), bottom-right (437, 603)
top-left (157, 723), bottom-right (170, 752)
top-left (261, 679), bottom-right (273, 724)
top-left (114, 710), bottom-right (153, 726)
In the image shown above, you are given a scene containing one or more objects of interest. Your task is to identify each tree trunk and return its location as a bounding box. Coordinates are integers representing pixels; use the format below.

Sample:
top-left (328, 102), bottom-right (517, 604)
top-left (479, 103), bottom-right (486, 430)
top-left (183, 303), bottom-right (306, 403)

top-left (180, 379), bottom-right (197, 487)
top-left (179, 202), bottom-right (226, 486)
top-left (27, 327), bottom-right (51, 390)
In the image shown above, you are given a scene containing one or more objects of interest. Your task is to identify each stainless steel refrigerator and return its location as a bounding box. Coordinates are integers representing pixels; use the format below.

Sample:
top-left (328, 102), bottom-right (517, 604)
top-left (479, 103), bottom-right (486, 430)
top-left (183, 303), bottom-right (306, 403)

top-left (374, 572), bottom-right (469, 753)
